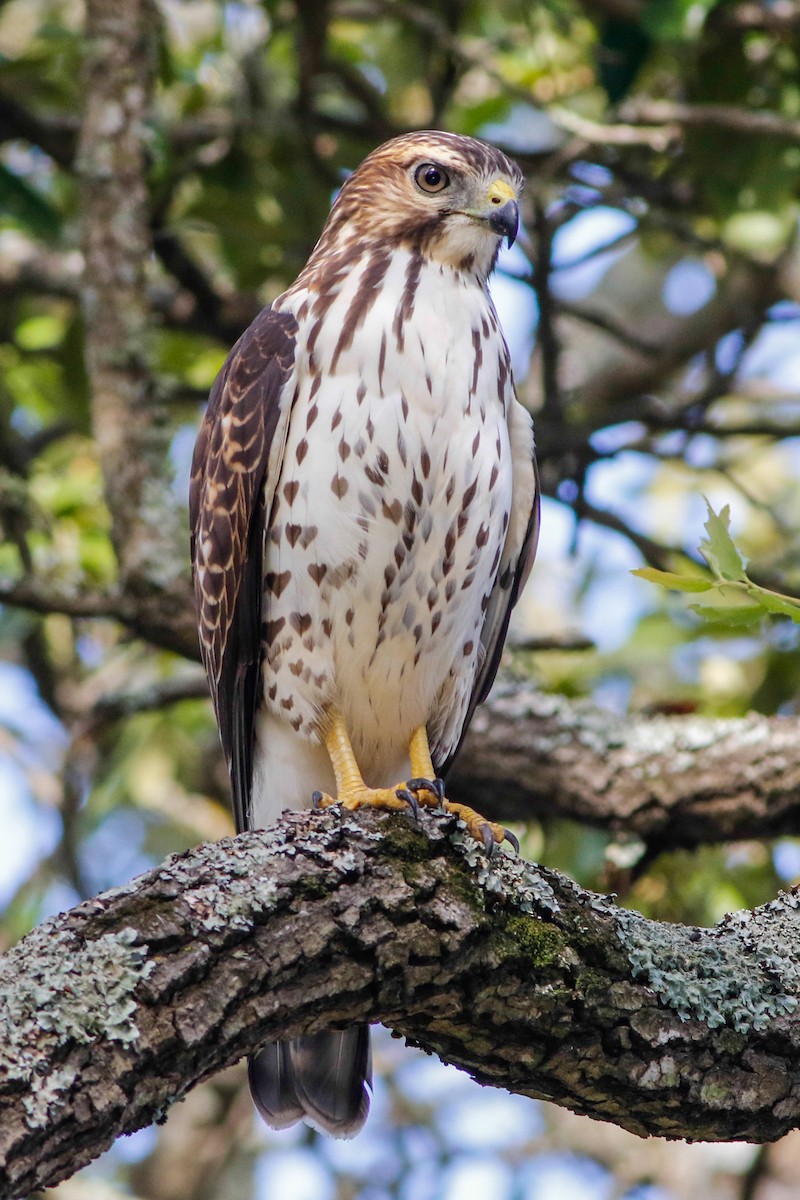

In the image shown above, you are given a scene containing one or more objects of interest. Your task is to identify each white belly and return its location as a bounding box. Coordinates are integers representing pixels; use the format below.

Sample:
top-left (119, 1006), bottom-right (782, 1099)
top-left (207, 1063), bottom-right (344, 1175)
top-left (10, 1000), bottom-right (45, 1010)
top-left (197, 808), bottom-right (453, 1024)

top-left (251, 253), bottom-right (515, 826)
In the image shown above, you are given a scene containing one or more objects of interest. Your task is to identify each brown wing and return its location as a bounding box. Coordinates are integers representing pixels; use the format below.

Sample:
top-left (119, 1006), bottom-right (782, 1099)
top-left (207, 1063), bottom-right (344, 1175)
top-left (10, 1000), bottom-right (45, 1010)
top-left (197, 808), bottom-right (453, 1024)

top-left (189, 306), bottom-right (298, 832)
top-left (435, 401), bottom-right (540, 777)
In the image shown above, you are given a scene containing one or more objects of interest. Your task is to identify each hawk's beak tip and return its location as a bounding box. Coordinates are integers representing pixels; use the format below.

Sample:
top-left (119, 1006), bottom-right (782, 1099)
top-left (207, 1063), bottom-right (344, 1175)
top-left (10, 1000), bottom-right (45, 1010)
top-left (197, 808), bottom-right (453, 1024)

top-left (487, 198), bottom-right (519, 247)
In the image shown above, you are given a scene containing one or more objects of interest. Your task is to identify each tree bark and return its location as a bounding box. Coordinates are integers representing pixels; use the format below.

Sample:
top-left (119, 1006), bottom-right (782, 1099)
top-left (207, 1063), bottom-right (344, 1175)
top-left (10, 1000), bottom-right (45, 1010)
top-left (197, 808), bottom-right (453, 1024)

top-left (77, 0), bottom-right (197, 654)
top-left (13, 650), bottom-right (800, 852)
top-left (456, 681), bottom-right (800, 849)
top-left (3, 807), bottom-right (800, 1198)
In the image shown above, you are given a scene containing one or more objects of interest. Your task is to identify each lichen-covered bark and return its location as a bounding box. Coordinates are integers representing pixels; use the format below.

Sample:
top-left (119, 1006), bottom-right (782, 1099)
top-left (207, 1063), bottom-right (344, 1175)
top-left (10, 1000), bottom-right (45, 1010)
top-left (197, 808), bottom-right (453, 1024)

top-left (456, 682), bottom-right (800, 849)
top-left (77, 0), bottom-right (196, 653)
top-left (2, 808), bottom-right (800, 1198)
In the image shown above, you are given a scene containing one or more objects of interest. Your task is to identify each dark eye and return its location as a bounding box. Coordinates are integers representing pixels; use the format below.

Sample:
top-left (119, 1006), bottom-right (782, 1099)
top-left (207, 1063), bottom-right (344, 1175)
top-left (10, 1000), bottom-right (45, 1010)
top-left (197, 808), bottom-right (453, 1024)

top-left (414, 163), bottom-right (450, 194)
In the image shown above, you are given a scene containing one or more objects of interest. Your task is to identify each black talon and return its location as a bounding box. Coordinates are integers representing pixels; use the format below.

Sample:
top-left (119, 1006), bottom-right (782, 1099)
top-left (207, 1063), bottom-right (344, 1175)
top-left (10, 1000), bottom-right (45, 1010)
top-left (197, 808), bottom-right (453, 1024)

top-left (396, 788), bottom-right (421, 821)
top-left (432, 778), bottom-right (446, 805)
top-left (406, 777), bottom-right (434, 794)
top-left (504, 828), bottom-right (520, 854)
top-left (481, 823), bottom-right (496, 857)
top-left (311, 790), bottom-right (324, 810)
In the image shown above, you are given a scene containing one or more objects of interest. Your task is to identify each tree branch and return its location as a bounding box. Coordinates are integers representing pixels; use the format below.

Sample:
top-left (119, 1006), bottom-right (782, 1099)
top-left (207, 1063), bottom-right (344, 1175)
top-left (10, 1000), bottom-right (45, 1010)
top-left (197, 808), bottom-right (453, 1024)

top-left (150, 229), bottom-right (260, 345)
top-left (528, 256), bottom-right (785, 417)
top-left (456, 682), bottom-right (800, 850)
top-left (547, 105), bottom-right (679, 150)
top-left (0, 575), bottom-right (199, 660)
top-left (3, 807), bottom-right (800, 1198)
top-left (52, 660), bottom-right (800, 853)
top-left (620, 99), bottom-right (800, 142)
top-left (0, 91), bottom-right (78, 166)
top-left (0, 578), bottom-right (133, 622)
top-left (4, 626), bottom-right (793, 855)
top-left (4, 575), bottom-right (800, 856)
top-left (556, 300), bottom-right (661, 356)
top-left (77, 0), bottom-right (189, 608)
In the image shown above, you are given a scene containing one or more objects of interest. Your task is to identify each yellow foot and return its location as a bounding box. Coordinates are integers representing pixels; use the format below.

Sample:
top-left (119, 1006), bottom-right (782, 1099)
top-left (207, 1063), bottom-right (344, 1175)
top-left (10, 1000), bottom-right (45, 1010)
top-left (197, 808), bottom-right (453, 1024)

top-left (312, 779), bottom-right (518, 856)
top-left (314, 713), bottom-right (517, 856)
top-left (405, 768), bottom-right (520, 856)
top-left (312, 783), bottom-right (427, 817)
top-left (443, 799), bottom-right (520, 856)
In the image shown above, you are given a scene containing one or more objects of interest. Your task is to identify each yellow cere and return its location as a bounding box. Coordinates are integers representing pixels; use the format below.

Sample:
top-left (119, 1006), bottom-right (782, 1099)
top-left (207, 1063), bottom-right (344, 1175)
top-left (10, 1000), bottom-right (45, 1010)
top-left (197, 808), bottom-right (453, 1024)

top-left (486, 179), bottom-right (517, 204)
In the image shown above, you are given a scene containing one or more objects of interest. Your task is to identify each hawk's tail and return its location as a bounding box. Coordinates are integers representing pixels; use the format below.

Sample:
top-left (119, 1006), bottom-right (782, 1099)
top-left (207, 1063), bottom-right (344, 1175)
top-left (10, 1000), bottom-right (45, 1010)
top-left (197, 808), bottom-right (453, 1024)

top-left (248, 1027), bottom-right (372, 1139)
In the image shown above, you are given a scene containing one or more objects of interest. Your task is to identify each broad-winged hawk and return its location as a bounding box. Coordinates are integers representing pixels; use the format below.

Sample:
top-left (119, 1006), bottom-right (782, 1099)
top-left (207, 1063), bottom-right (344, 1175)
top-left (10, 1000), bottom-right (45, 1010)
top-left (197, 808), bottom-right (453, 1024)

top-left (190, 130), bottom-right (539, 1138)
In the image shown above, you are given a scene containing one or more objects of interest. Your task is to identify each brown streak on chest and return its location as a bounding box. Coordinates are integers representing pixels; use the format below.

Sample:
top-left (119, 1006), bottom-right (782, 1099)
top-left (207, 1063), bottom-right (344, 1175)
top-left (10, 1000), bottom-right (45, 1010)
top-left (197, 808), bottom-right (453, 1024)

top-left (330, 250), bottom-right (392, 372)
top-left (392, 252), bottom-right (423, 353)
top-left (497, 351), bottom-right (510, 409)
top-left (470, 328), bottom-right (483, 396)
top-left (378, 331), bottom-right (387, 395)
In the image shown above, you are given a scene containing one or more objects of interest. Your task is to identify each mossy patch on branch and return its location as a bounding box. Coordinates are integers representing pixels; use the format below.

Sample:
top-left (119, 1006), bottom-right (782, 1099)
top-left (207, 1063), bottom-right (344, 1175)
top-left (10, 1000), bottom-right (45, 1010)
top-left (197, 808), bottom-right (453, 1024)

top-left (378, 814), bottom-right (436, 864)
top-left (503, 914), bottom-right (563, 967)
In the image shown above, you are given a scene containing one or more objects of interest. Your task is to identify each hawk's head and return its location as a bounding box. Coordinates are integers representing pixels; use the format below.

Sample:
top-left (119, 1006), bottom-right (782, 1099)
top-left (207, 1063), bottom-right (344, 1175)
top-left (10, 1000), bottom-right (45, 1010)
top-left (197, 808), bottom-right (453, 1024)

top-left (317, 131), bottom-right (524, 278)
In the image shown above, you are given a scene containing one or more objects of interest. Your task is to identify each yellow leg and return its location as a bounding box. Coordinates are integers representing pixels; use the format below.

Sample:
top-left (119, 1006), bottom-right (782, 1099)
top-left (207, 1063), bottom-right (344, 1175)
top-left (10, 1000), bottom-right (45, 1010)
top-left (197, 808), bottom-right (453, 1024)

top-left (325, 711), bottom-right (367, 797)
top-left (409, 725), bottom-right (437, 780)
top-left (313, 715), bottom-right (518, 855)
top-left (406, 725), bottom-right (514, 853)
top-left (312, 710), bottom-right (417, 814)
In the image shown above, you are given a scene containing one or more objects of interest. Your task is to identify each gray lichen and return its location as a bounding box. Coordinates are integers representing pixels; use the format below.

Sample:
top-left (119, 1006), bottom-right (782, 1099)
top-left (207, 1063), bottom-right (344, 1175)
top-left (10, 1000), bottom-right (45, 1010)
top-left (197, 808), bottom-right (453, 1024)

top-left (615, 892), bottom-right (800, 1033)
top-left (449, 821), bottom-right (559, 914)
top-left (183, 876), bottom-right (278, 932)
top-left (478, 679), bottom-right (778, 772)
top-left (0, 923), bottom-right (154, 1129)
top-left (23, 1066), bottom-right (79, 1128)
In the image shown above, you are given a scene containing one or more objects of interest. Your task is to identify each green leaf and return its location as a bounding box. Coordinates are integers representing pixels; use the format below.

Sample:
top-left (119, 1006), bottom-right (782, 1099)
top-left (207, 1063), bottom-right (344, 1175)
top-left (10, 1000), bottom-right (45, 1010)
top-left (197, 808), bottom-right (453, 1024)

top-left (699, 501), bottom-right (747, 582)
top-left (185, 347), bottom-right (227, 390)
top-left (16, 315), bottom-right (65, 352)
top-left (689, 603), bottom-right (763, 627)
top-left (753, 591), bottom-right (800, 623)
top-left (640, 0), bottom-right (694, 40)
top-left (631, 568), bottom-right (713, 593)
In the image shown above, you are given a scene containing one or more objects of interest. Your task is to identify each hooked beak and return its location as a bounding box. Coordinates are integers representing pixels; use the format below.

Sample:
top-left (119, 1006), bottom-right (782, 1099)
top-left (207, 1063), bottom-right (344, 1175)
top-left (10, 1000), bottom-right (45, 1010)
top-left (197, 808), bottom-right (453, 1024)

top-left (478, 179), bottom-right (519, 247)
top-left (486, 198), bottom-right (519, 246)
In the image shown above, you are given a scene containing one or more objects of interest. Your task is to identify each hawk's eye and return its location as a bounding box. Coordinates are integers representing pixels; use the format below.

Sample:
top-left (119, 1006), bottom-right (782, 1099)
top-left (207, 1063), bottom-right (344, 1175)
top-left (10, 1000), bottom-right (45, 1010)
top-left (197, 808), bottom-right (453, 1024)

top-left (414, 163), bottom-right (450, 194)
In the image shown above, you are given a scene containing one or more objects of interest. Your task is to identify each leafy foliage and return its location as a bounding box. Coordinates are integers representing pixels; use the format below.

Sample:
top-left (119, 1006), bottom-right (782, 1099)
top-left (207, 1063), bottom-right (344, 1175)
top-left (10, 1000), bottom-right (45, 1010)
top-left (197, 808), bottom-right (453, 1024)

top-left (633, 501), bottom-right (800, 625)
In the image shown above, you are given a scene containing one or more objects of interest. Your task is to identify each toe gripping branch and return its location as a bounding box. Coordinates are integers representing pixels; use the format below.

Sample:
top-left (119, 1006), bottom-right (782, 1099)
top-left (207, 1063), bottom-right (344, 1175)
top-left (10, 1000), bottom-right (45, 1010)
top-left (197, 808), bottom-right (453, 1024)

top-left (313, 714), bottom-right (519, 856)
top-left (313, 777), bottom-right (519, 857)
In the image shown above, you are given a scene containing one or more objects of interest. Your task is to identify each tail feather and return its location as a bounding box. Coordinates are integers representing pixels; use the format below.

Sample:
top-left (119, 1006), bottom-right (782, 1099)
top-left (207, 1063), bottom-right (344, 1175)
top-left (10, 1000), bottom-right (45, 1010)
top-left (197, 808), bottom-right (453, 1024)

top-left (247, 1041), bottom-right (304, 1130)
top-left (249, 1027), bottom-right (372, 1139)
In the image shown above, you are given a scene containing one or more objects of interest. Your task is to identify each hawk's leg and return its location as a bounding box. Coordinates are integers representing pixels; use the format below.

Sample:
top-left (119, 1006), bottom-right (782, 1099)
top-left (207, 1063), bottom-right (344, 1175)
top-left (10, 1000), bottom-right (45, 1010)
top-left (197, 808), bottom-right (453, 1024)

top-left (312, 710), bottom-right (424, 817)
top-left (404, 724), bottom-right (444, 805)
top-left (406, 725), bottom-right (518, 855)
top-left (313, 715), bottom-right (517, 855)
